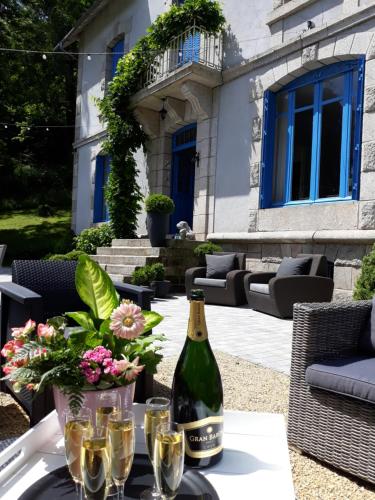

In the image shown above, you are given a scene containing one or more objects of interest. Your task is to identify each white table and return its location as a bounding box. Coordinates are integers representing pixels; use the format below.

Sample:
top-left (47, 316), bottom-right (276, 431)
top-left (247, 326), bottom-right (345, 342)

top-left (0, 405), bottom-right (295, 499)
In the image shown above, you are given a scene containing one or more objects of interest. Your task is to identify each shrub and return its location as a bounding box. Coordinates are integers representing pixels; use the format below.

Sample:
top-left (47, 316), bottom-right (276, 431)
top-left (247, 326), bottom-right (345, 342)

top-left (48, 250), bottom-right (87, 261)
top-left (145, 194), bottom-right (175, 214)
top-left (131, 262), bottom-right (166, 285)
top-left (74, 224), bottom-right (114, 254)
top-left (38, 204), bottom-right (54, 217)
top-left (194, 242), bottom-right (222, 258)
top-left (353, 245), bottom-right (375, 300)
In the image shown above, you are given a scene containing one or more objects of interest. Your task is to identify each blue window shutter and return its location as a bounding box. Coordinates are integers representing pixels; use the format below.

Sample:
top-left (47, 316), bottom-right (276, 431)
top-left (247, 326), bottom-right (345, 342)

top-left (260, 90), bottom-right (275, 209)
top-left (111, 39), bottom-right (124, 79)
top-left (352, 57), bottom-right (365, 200)
top-left (93, 156), bottom-right (105, 223)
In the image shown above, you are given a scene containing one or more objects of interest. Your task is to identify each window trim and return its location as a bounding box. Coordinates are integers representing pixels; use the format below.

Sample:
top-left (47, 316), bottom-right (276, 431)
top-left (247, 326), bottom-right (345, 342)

top-left (260, 58), bottom-right (365, 209)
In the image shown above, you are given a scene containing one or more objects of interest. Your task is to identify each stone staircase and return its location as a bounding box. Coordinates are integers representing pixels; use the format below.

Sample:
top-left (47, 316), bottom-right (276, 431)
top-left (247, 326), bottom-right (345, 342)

top-left (92, 239), bottom-right (164, 282)
top-left (92, 238), bottom-right (201, 284)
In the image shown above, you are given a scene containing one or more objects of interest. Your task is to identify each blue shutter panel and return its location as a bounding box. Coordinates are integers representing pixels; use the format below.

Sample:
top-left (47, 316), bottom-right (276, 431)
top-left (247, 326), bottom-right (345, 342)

top-left (111, 39), bottom-right (124, 79)
top-left (93, 156), bottom-right (105, 223)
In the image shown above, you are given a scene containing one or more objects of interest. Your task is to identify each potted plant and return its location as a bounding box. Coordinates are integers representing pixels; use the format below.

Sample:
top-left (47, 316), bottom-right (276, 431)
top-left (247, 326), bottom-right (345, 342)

top-left (132, 263), bottom-right (171, 299)
top-left (194, 242), bottom-right (223, 266)
top-left (145, 194), bottom-right (175, 247)
top-left (1, 255), bottom-right (164, 429)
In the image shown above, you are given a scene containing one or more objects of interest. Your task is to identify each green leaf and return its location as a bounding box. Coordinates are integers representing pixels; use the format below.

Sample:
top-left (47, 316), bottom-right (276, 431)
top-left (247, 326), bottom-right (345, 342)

top-left (75, 255), bottom-right (119, 320)
top-left (66, 311), bottom-right (96, 331)
top-left (47, 316), bottom-right (67, 332)
top-left (142, 311), bottom-right (163, 333)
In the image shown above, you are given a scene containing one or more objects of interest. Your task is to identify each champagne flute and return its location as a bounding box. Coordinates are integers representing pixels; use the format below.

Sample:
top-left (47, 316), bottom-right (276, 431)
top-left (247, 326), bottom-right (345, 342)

top-left (96, 390), bottom-right (121, 427)
top-left (81, 426), bottom-right (111, 500)
top-left (140, 397), bottom-right (170, 500)
top-left (108, 409), bottom-right (135, 500)
top-left (63, 407), bottom-right (93, 499)
top-left (154, 422), bottom-right (185, 500)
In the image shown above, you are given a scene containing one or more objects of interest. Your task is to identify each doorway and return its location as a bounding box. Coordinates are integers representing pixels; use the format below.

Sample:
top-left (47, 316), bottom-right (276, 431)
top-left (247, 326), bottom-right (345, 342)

top-left (170, 124), bottom-right (197, 233)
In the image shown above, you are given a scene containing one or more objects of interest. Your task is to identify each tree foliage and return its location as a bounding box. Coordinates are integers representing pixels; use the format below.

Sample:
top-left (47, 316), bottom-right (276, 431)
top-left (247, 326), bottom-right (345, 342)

top-left (353, 244), bottom-right (375, 300)
top-left (0, 0), bottom-right (94, 210)
top-left (99, 0), bottom-right (225, 238)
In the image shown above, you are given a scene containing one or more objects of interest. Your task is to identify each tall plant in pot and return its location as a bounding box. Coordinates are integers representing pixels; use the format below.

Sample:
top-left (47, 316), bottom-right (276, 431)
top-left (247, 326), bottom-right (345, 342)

top-left (1, 255), bottom-right (164, 429)
top-left (145, 194), bottom-right (175, 247)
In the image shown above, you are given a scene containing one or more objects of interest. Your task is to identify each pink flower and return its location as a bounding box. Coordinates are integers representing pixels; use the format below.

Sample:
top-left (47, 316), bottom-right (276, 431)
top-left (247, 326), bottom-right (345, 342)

top-left (125, 357), bottom-right (144, 381)
top-left (11, 319), bottom-right (36, 339)
top-left (110, 301), bottom-right (145, 340)
top-left (2, 364), bottom-right (15, 375)
top-left (37, 323), bottom-right (56, 340)
top-left (1, 339), bottom-right (24, 359)
top-left (113, 358), bottom-right (131, 375)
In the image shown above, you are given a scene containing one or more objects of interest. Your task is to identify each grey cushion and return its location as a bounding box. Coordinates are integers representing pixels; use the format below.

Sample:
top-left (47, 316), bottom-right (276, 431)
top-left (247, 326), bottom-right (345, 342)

top-left (206, 254), bottom-right (235, 279)
top-left (194, 277), bottom-right (227, 288)
top-left (276, 256), bottom-right (312, 277)
top-left (359, 297), bottom-right (375, 354)
top-left (249, 283), bottom-right (270, 295)
top-left (306, 356), bottom-right (375, 404)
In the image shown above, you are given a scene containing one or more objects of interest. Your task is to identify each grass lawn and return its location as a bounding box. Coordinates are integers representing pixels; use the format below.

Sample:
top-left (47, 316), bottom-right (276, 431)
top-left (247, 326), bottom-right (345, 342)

top-left (0, 209), bottom-right (73, 265)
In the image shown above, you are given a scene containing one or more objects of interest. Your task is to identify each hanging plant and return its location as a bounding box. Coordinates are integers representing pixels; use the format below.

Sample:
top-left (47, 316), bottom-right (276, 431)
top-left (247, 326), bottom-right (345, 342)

top-left (98, 0), bottom-right (225, 238)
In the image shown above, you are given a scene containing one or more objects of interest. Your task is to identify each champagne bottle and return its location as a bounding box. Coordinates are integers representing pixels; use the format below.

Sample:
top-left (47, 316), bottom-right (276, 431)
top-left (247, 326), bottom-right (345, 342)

top-left (171, 289), bottom-right (223, 468)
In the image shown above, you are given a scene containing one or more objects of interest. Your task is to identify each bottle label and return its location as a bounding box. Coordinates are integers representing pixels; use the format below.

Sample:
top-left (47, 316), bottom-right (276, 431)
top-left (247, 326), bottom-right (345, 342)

top-left (187, 301), bottom-right (208, 342)
top-left (177, 416), bottom-right (223, 458)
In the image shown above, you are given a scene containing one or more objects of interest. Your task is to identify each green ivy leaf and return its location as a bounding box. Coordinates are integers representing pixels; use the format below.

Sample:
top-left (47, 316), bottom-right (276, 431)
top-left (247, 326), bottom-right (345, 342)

top-left (143, 311), bottom-right (163, 333)
top-left (75, 255), bottom-right (119, 320)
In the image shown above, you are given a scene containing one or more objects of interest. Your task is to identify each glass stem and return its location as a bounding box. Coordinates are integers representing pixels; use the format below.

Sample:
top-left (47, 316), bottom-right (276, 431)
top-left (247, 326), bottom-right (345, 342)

top-left (117, 482), bottom-right (125, 500)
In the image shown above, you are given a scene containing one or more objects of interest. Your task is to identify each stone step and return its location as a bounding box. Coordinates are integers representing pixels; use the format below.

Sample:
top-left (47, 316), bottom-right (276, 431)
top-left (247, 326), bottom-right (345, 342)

top-left (109, 274), bottom-right (125, 283)
top-left (93, 255), bottom-right (160, 266)
top-left (96, 246), bottom-right (162, 256)
top-left (96, 262), bottom-right (138, 276)
top-left (112, 239), bottom-right (151, 247)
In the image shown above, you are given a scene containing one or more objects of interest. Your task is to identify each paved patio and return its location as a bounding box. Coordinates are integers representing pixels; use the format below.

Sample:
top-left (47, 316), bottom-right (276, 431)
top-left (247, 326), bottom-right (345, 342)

top-left (152, 295), bottom-right (293, 375)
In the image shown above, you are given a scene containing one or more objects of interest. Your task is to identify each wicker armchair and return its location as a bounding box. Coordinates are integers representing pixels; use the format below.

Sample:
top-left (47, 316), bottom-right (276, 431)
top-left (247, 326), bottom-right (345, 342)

top-left (0, 260), bottom-right (154, 425)
top-left (288, 301), bottom-right (375, 484)
top-left (185, 252), bottom-right (249, 306)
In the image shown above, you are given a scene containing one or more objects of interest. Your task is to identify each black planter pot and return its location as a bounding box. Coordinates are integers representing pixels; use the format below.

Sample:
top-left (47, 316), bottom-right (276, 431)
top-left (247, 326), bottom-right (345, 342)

top-left (146, 212), bottom-right (169, 247)
top-left (150, 280), bottom-right (171, 298)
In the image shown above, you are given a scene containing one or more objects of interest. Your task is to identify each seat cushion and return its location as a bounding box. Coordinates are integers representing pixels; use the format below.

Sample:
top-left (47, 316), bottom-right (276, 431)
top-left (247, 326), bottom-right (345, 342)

top-left (306, 356), bottom-right (375, 404)
top-left (276, 256), bottom-right (312, 277)
top-left (358, 297), bottom-right (375, 354)
top-left (249, 283), bottom-right (270, 295)
top-left (206, 254), bottom-right (235, 279)
top-left (194, 277), bottom-right (227, 288)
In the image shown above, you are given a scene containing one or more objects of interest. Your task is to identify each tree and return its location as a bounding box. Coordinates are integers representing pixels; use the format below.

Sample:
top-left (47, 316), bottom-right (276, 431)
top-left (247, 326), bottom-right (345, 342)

top-left (0, 0), bottom-right (94, 210)
top-left (353, 244), bottom-right (375, 300)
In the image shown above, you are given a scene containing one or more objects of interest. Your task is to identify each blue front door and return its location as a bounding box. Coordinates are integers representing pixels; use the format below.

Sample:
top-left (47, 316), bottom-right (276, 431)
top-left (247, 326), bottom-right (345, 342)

top-left (170, 124), bottom-right (197, 233)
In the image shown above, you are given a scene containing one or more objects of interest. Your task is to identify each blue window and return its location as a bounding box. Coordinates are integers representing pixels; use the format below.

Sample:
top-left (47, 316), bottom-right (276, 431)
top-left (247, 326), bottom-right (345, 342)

top-left (110, 38), bottom-right (124, 79)
top-left (93, 155), bottom-right (110, 223)
top-left (261, 59), bottom-right (365, 208)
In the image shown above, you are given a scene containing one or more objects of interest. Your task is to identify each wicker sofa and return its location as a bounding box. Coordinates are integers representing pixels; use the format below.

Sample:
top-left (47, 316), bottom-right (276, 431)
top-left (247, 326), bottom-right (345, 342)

top-left (288, 300), bottom-right (375, 484)
top-left (185, 252), bottom-right (249, 306)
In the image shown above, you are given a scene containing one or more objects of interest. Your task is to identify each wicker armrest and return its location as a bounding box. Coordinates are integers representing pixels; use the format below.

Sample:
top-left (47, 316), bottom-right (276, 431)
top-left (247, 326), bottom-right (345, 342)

top-left (185, 267), bottom-right (206, 291)
top-left (227, 270), bottom-right (250, 290)
top-left (291, 301), bottom-right (372, 375)
top-left (0, 282), bottom-right (42, 304)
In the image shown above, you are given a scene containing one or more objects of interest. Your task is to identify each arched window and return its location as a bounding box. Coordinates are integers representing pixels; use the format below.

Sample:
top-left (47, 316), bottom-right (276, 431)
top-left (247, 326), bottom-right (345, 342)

top-left (260, 59), bottom-right (365, 208)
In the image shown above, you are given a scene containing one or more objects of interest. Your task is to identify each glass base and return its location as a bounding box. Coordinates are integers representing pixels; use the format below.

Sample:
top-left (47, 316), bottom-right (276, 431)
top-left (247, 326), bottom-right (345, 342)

top-left (139, 486), bottom-right (161, 500)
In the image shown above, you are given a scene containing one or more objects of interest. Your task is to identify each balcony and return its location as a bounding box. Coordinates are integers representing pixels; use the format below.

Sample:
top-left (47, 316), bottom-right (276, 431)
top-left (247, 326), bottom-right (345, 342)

top-left (131, 26), bottom-right (223, 113)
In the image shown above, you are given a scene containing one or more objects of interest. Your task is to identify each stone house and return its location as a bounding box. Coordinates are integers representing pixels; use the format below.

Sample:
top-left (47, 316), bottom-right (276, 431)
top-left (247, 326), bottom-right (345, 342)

top-left (61, 0), bottom-right (375, 298)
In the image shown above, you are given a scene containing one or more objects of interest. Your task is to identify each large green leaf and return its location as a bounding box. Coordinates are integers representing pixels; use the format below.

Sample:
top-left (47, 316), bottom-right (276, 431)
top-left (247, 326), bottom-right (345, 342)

top-left (66, 311), bottom-right (95, 331)
top-left (143, 311), bottom-right (163, 333)
top-left (75, 255), bottom-right (119, 320)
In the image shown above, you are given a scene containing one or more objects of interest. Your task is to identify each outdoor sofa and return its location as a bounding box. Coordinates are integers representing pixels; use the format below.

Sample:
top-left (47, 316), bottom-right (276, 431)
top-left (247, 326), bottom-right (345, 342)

top-left (0, 259), bottom-right (154, 425)
top-left (185, 252), bottom-right (249, 306)
top-left (244, 254), bottom-right (334, 318)
top-left (288, 300), bottom-right (375, 484)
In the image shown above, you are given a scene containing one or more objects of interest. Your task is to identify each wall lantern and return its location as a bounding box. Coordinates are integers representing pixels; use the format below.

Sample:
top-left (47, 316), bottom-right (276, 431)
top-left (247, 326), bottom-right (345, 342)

top-left (160, 98), bottom-right (167, 120)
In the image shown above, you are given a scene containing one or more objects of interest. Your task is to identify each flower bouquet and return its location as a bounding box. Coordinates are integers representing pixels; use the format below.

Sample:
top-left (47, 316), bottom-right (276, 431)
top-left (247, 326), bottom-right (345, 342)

top-left (1, 255), bottom-right (164, 413)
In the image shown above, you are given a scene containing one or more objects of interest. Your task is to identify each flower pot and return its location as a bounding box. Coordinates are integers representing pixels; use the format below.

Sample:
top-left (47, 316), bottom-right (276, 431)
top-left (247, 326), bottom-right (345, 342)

top-left (146, 212), bottom-right (169, 247)
top-left (150, 280), bottom-right (171, 298)
top-left (53, 383), bottom-right (135, 431)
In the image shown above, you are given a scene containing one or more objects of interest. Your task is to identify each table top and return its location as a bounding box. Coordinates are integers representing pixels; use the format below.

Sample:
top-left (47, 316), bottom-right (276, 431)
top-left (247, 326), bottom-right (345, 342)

top-left (0, 405), bottom-right (295, 500)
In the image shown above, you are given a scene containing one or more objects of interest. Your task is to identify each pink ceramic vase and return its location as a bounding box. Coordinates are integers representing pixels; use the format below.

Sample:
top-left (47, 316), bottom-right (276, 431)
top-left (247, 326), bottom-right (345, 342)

top-left (53, 383), bottom-right (135, 431)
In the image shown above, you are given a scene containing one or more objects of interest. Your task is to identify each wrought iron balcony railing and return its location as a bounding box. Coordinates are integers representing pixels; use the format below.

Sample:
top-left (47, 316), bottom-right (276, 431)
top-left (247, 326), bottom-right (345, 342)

top-left (143, 25), bottom-right (223, 88)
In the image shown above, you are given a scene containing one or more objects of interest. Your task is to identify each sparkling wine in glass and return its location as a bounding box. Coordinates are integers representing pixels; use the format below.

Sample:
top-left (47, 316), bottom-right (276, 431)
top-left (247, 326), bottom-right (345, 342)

top-left (81, 426), bottom-right (111, 500)
top-left (154, 422), bottom-right (185, 500)
top-left (96, 390), bottom-right (121, 427)
top-left (64, 407), bottom-right (92, 498)
top-left (141, 397), bottom-right (170, 500)
top-left (108, 409), bottom-right (135, 500)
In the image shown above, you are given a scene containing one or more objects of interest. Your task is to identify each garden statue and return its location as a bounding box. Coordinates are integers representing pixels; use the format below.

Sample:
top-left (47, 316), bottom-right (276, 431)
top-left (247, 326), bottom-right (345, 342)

top-left (177, 221), bottom-right (195, 240)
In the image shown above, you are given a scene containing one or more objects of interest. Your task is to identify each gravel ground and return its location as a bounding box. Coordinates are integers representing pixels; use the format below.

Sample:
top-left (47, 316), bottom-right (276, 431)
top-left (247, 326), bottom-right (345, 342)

top-left (154, 351), bottom-right (375, 500)
top-left (2, 351), bottom-right (375, 499)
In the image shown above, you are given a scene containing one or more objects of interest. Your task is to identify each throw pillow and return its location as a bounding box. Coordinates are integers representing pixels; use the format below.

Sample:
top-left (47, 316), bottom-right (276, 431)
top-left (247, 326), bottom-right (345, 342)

top-left (206, 254), bottom-right (236, 279)
top-left (276, 256), bottom-right (312, 277)
top-left (359, 297), bottom-right (375, 354)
